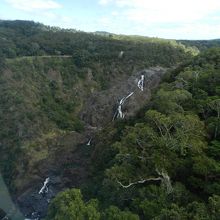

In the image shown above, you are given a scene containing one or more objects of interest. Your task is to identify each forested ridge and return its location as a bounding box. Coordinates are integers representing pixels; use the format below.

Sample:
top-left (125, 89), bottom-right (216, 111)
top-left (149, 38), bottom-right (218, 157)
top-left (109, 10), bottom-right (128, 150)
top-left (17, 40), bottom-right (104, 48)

top-left (0, 20), bottom-right (220, 219)
top-left (46, 49), bottom-right (220, 219)
top-left (179, 39), bottom-right (220, 51)
top-left (0, 20), bottom-right (196, 61)
top-left (0, 20), bottom-right (194, 191)
top-left (77, 49), bottom-right (220, 219)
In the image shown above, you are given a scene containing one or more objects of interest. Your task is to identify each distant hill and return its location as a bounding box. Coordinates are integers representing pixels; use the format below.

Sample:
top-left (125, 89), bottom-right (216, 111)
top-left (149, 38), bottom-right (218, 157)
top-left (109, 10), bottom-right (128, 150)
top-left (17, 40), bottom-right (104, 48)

top-left (93, 31), bottom-right (113, 36)
top-left (0, 20), bottom-right (198, 59)
top-left (178, 39), bottom-right (220, 51)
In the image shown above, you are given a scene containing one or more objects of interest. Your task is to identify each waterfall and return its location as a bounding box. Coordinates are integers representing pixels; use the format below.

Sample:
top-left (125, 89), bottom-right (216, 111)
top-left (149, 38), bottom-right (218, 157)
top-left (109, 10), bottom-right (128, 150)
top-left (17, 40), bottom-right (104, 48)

top-left (38, 178), bottom-right (50, 195)
top-left (86, 138), bottom-right (92, 146)
top-left (137, 75), bottom-right (144, 91)
top-left (118, 51), bottom-right (124, 58)
top-left (113, 92), bottom-right (134, 120)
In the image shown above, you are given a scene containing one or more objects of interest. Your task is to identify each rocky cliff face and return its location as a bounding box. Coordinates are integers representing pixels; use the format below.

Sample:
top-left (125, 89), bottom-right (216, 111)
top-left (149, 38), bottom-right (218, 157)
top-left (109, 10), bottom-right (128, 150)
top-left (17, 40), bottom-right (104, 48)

top-left (16, 66), bottom-right (166, 219)
top-left (81, 67), bottom-right (166, 127)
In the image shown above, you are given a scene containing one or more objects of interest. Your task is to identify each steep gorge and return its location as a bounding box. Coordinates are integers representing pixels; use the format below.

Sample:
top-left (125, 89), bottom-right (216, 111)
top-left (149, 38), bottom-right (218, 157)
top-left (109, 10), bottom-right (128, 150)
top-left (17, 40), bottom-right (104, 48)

top-left (5, 59), bottom-right (166, 218)
top-left (0, 20), bottom-right (198, 219)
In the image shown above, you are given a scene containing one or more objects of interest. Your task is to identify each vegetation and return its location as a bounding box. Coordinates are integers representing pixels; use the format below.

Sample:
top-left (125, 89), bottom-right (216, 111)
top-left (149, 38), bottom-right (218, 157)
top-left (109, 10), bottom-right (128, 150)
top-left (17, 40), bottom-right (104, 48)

top-left (179, 39), bottom-right (220, 51)
top-left (0, 20), bottom-right (196, 192)
top-left (46, 48), bottom-right (220, 219)
top-left (0, 57), bottom-right (85, 189)
top-left (0, 20), bottom-right (220, 219)
top-left (0, 20), bottom-right (196, 66)
top-left (46, 189), bottom-right (139, 220)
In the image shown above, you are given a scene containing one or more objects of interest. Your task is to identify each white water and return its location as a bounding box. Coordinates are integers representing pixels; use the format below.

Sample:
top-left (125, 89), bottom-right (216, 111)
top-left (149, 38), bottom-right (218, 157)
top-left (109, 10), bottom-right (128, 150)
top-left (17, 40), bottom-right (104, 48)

top-left (113, 92), bottom-right (134, 120)
top-left (38, 178), bottom-right (50, 195)
top-left (137, 75), bottom-right (144, 91)
top-left (118, 51), bottom-right (124, 58)
top-left (86, 138), bottom-right (92, 146)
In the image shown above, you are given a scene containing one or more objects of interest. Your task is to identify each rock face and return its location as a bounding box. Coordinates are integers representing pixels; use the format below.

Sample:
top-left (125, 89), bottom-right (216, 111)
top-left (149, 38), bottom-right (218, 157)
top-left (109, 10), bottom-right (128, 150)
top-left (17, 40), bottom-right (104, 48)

top-left (18, 176), bottom-right (62, 219)
top-left (16, 67), bottom-right (167, 219)
top-left (81, 67), bottom-right (166, 127)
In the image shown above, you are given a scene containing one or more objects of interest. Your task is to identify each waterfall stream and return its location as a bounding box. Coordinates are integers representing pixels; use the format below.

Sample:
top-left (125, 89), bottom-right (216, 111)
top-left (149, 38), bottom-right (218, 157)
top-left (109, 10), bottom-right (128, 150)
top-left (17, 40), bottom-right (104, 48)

top-left (137, 74), bottom-right (144, 91)
top-left (38, 178), bottom-right (50, 195)
top-left (113, 92), bottom-right (134, 120)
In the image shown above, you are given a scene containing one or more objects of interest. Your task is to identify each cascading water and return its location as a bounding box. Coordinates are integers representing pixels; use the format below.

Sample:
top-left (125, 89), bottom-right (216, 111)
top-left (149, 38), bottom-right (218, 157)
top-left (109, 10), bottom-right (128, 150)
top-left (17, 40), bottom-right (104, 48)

top-left (137, 75), bottom-right (144, 91)
top-left (38, 178), bottom-right (50, 195)
top-left (113, 92), bottom-right (134, 120)
top-left (86, 138), bottom-right (92, 146)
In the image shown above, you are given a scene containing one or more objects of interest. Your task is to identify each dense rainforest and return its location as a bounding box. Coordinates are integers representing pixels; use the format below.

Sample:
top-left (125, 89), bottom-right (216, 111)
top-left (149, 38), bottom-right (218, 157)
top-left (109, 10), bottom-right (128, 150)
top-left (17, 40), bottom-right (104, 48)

top-left (0, 20), bottom-right (220, 219)
top-left (66, 48), bottom-right (220, 220)
top-left (0, 20), bottom-right (194, 190)
top-left (178, 39), bottom-right (220, 51)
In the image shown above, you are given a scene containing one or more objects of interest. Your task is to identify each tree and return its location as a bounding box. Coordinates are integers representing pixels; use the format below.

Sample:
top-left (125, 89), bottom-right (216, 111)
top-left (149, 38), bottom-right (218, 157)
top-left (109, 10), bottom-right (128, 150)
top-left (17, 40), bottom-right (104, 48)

top-left (208, 195), bottom-right (220, 219)
top-left (208, 98), bottom-right (220, 138)
top-left (46, 189), bottom-right (100, 220)
top-left (102, 206), bottom-right (139, 220)
top-left (155, 204), bottom-right (188, 220)
top-left (0, 53), bottom-right (6, 70)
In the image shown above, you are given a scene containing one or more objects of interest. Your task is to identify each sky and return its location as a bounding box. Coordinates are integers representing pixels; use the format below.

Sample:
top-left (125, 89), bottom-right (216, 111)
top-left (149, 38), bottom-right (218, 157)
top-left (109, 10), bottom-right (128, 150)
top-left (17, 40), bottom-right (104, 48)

top-left (0, 0), bottom-right (220, 39)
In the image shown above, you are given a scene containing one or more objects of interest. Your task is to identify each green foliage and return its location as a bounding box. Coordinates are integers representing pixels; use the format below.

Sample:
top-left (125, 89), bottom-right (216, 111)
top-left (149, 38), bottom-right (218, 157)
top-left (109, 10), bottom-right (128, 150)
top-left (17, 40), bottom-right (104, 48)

top-left (0, 20), bottom-right (197, 193)
top-left (0, 57), bottom-right (86, 189)
top-left (0, 55), bottom-right (5, 69)
top-left (72, 49), bottom-right (91, 68)
top-left (155, 204), bottom-right (188, 220)
top-left (46, 189), bottom-right (100, 220)
top-left (179, 39), bottom-right (220, 51)
top-left (103, 206), bottom-right (139, 220)
top-left (2, 20), bottom-right (220, 220)
top-left (46, 189), bottom-right (139, 220)
top-left (81, 48), bottom-right (220, 219)
top-left (0, 20), bottom-right (195, 68)
top-left (208, 195), bottom-right (220, 219)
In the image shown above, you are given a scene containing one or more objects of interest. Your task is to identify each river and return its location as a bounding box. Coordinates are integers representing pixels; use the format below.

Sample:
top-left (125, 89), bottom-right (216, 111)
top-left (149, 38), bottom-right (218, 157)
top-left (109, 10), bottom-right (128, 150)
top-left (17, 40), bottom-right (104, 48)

top-left (0, 174), bottom-right (24, 220)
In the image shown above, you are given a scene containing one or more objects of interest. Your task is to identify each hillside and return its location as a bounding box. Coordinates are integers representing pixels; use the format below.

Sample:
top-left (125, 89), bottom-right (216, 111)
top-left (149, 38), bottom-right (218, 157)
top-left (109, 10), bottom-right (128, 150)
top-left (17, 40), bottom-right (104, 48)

top-left (1, 20), bottom-right (219, 220)
top-left (45, 48), bottom-right (220, 220)
top-left (0, 20), bottom-right (200, 219)
top-left (179, 39), bottom-right (220, 51)
top-left (0, 20), bottom-right (197, 60)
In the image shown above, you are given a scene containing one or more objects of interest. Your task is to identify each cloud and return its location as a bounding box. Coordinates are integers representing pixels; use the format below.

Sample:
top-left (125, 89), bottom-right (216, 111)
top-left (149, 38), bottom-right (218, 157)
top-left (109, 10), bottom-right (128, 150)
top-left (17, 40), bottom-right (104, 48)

top-left (98, 0), bottom-right (220, 39)
top-left (100, 0), bottom-right (220, 24)
top-left (98, 0), bottom-right (112, 6)
top-left (154, 23), bottom-right (220, 40)
top-left (42, 12), bottom-right (76, 28)
top-left (6, 0), bottom-right (62, 11)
